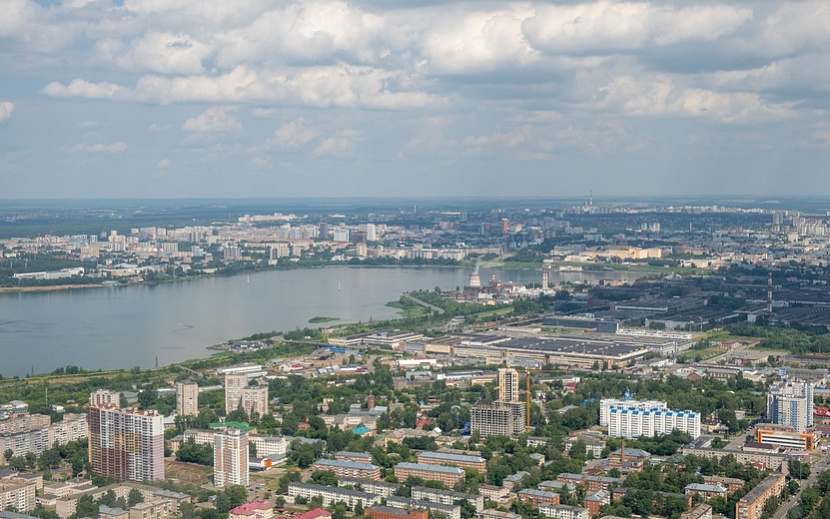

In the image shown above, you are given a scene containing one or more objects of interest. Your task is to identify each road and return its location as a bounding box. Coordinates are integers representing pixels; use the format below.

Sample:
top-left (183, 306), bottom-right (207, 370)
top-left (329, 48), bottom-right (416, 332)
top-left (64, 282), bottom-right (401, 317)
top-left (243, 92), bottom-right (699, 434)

top-left (772, 457), bottom-right (830, 519)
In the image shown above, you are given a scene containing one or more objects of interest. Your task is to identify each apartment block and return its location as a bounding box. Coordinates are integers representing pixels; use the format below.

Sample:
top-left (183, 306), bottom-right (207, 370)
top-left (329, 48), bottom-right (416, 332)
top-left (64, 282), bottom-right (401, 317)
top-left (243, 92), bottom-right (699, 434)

top-left (538, 504), bottom-right (589, 519)
top-left (607, 405), bottom-right (701, 440)
top-left (393, 463), bottom-right (465, 487)
top-left (517, 489), bottom-right (561, 507)
top-left (175, 382), bottom-right (199, 417)
top-left (735, 473), bottom-right (785, 519)
top-left (338, 478), bottom-right (400, 497)
top-left (87, 406), bottom-right (165, 482)
top-left (0, 477), bottom-right (36, 512)
top-left (387, 496), bottom-right (460, 519)
top-left (287, 483), bottom-right (380, 508)
top-left (599, 398), bottom-right (667, 426)
top-left (470, 401), bottom-right (526, 437)
top-left (767, 380), bottom-right (813, 433)
top-left (214, 428), bottom-right (249, 487)
top-left (417, 451), bottom-right (487, 473)
top-left (366, 506), bottom-right (427, 519)
top-left (411, 486), bottom-right (484, 512)
top-left (312, 459), bottom-right (381, 480)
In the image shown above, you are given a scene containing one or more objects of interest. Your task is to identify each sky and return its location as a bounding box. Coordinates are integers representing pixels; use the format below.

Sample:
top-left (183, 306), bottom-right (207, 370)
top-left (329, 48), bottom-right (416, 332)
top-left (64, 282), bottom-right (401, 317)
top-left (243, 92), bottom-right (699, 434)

top-left (1, 0), bottom-right (829, 199)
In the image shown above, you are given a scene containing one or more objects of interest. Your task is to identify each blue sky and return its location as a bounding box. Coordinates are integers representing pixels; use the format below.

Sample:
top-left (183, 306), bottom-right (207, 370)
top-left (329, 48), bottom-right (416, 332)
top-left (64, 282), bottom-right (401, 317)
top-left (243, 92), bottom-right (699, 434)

top-left (1, 0), bottom-right (829, 199)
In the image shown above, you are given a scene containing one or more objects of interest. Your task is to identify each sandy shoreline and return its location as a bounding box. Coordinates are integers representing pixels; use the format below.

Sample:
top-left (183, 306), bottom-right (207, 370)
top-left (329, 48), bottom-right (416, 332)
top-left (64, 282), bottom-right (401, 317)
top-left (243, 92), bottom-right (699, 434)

top-left (0, 284), bottom-right (107, 294)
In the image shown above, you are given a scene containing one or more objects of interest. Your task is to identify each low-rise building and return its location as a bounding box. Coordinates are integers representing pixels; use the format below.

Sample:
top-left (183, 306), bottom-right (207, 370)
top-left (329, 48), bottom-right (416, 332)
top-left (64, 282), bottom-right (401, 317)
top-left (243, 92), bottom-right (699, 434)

top-left (411, 487), bottom-right (484, 512)
top-left (387, 496), bottom-right (460, 519)
top-left (312, 459), bottom-right (381, 480)
top-left (366, 506), bottom-right (427, 519)
top-left (229, 501), bottom-right (274, 519)
top-left (288, 483), bottom-right (380, 509)
top-left (735, 473), bottom-right (786, 519)
top-left (338, 478), bottom-right (400, 497)
top-left (517, 489), bottom-right (560, 507)
top-left (417, 451), bottom-right (487, 473)
top-left (128, 499), bottom-right (172, 519)
top-left (538, 504), bottom-right (589, 519)
top-left (584, 490), bottom-right (610, 517)
top-left (0, 478), bottom-right (36, 513)
top-left (393, 463), bottom-right (465, 487)
top-left (684, 484), bottom-right (728, 500)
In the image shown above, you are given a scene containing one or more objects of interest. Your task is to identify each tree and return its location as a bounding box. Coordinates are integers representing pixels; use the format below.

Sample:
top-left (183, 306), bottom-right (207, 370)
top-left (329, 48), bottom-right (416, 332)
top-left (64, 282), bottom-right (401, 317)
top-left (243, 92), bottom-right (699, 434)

top-left (275, 496), bottom-right (286, 507)
top-left (800, 486), bottom-right (819, 516)
top-left (3, 449), bottom-right (12, 463)
top-left (310, 470), bottom-right (339, 486)
top-left (128, 488), bottom-right (144, 507)
top-left (73, 495), bottom-right (98, 519)
top-left (354, 500), bottom-right (364, 516)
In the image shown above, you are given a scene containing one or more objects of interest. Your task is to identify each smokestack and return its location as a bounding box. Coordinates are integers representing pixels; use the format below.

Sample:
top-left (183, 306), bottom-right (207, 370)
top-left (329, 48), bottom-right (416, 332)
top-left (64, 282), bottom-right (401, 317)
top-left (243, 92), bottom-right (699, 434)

top-left (768, 272), bottom-right (773, 320)
top-left (620, 439), bottom-right (626, 464)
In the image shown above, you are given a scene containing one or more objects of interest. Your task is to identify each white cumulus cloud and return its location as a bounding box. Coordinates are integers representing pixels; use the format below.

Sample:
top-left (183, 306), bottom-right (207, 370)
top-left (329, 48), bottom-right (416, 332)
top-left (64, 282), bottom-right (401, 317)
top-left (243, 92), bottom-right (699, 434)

top-left (74, 141), bottom-right (128, 153)
top-left (182, 106), bottom-right (242, 132)
top-left (0, 102), bottom-right (14, 122)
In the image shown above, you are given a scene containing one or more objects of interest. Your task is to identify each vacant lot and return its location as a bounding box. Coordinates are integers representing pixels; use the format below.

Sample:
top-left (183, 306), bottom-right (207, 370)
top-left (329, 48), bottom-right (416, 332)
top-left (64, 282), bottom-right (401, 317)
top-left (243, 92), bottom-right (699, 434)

top-left (165, 459), bottom-right (213, 485)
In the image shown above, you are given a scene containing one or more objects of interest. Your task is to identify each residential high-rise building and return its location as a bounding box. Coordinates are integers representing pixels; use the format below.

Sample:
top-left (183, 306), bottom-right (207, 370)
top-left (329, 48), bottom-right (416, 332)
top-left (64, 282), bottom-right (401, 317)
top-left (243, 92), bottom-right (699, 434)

top-left (214, 428), bottom-right (249, 487)
top-left (87, 405), bottom-right (165, 482)
top-left (767, 379), bottom-right (814, 433)
top-left (239, 386), bottom-right (268, 417)
top-left (599, 398), bottom-right (667, 426)
top-left (89, 389), bottom-right (120, 407)
top-left (603, 398), bottom-right (701, 440)
top-left (498, 368), bottom-right (520, 403)
top-left (224, 374), bottom-right (248, 415)
top-left (176, 381), bottom-right (199, 417)
top-left (470, 401), bottom-right (526, 437)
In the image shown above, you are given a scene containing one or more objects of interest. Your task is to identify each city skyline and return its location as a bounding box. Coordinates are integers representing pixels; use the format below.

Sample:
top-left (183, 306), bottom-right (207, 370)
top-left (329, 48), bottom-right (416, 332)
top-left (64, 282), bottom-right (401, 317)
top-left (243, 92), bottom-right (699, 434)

top-left (1, 1), bottom-right (829, 199)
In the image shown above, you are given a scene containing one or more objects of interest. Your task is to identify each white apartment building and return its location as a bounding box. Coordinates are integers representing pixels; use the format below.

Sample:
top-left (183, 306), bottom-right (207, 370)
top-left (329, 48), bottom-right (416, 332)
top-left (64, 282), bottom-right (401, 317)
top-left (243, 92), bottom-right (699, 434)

top-left (599, 398), bottom-right (667, 426)
top-left (89, 390), bottom-right (121, 407)
top-left (288, 483), bottom-right (380, 508)
top-left (607, 406), bottom-right (701, 440)
top-left (538, 504), bottom-right (589, 519)
top-left (767, 379), bottom-right (814, 433)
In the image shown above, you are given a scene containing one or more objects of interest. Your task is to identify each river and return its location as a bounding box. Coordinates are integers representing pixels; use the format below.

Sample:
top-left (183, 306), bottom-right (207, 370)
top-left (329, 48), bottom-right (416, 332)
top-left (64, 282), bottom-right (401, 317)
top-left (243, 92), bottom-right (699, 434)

top-left (0, 266), bottom-right (638, 377)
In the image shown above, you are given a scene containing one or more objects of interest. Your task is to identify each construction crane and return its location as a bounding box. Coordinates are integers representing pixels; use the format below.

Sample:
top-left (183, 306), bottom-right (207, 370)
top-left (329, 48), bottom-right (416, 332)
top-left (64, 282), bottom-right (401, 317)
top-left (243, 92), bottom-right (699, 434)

top-left (523, 368), bottom-right (569, 432)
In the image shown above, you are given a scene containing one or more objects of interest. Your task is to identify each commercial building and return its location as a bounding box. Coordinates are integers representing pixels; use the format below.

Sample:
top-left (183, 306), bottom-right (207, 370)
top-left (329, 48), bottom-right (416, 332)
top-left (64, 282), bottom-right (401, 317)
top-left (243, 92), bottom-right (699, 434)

top-left (312, 459), bottom-right (381, 480)
top-left (470, 401), bottom-right (526, 437)
top-left (287, 483), bottom-right (380, 508)
top-left (756, 428), bottom-right (816, 451)
top-left (736, 473), bottom-right (785, 519)
top-left (606, 402), bottom-right (700, 440)
top-left (175, 382), bottom-right (199, 417)
top-left (393, 463), bottom-right (465, 487)
top-left (87, 406), bottom-right (165, 482)
top-left (767, 379), bottom-right (814, 433)
top-left (214, 428), bottom-right (249, 487)
top-left (417, 451), bottom-right (487, 473)
top-left (248, 435), bottom-right (289, 459)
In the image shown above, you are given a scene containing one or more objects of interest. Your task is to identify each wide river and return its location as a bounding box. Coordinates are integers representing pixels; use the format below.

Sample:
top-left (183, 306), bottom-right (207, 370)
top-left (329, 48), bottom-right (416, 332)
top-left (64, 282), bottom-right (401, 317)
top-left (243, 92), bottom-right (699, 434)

top-left (0, 266), bottom-right (639, 377)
